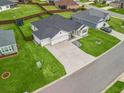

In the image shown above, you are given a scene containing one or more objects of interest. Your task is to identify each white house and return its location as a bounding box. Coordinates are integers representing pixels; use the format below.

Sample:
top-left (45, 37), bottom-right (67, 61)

top-left (0, 0), bottom-right (16, 12)
top-left (31, 15), bottom-right (89, 46)
top-left (72, 8), bottom-right (110, 29)
top-left (0, 30), bottom-right (18, 57)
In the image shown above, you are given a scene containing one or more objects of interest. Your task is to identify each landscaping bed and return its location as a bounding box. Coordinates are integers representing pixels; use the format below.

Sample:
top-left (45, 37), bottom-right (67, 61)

top-left (108, 8), bottom-right (124, 15)
top-left (0, 4), bottom-right (44, 20)
top-left (79, 28), bottom-right (120, 57)
top-left (105, 81), bottom-right (124, 93)
top-left (0, 24), bottom-right (66, 93)
top-left (108, 17), bottom-right (124, 34)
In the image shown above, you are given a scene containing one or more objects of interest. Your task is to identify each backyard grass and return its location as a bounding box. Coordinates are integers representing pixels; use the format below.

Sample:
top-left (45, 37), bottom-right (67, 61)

top-left (109, 8), bottom-right (124, 15)
top-left (105, 81), bottom-right (124, 93)
top-left (80, 0), bottom-right (89, 2)
top-left (79, 28), bottom-right (120, 57)
top-left (108, 17), bottom-right (124, 34)
top-left (55, 11), bottom-right (75, 18)
top-left (0, 4), bottom-right (44, 20)
top-left (32, 0), bottom-right (48, 4)
top-left (19, 14), bottom-right (50, 40)
top-left (90, 3), bottom-right (108, 7)
top-left (0, 24), bottom-right (66, 93)
top-left (43, 5), bottom-right (59, 11)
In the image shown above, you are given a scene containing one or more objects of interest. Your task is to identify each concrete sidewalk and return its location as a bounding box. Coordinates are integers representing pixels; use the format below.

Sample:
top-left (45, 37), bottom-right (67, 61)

top-left (46, 41), bottom-right (95, 74)
top-left (109, 30), bottom-right (124, 41)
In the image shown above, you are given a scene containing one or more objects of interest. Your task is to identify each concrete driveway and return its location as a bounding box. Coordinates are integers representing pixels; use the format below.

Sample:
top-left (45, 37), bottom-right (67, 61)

top-left (46, 41), bottom-right (95, 74)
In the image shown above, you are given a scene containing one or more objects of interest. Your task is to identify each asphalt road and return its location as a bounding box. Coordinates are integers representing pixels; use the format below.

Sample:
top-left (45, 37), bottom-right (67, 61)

top-left (37, 41), bottom-right (124, 93)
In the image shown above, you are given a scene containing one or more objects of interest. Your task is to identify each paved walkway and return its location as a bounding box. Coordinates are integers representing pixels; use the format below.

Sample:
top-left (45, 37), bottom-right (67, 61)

top-left (109, 30), bottom-right (124, 41)
top-left (46, 41), bottom-right (95, 74)
top-left (101, 6), bottom-right (113, 10)
top-left (121, 89), bottom-right (124, 93)
top-left (119, 73), bottom-right (124, 82)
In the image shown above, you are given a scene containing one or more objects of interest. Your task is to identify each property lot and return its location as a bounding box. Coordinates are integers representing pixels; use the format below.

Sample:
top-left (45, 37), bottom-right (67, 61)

top-left (108, 17), bottom-right (124, 34)
top-left (109, 8), bottom-right (124, 15)
top-left (0, 4), bottom-right (44, 20)
top-left (0, 24), bottom-right (66, 93)
top-left (46, 41), bottom-right (95, 74)
top-left (79, 28), bottom-right (120, 57)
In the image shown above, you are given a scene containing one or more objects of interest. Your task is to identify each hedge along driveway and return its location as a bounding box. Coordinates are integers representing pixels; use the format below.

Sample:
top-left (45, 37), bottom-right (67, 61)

top-left (0, 4), bottom-right (45, 20)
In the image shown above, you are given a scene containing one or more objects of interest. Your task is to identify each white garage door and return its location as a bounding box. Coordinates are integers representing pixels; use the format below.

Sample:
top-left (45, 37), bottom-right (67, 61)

top-left (51, 35), bottom-right (69, 45)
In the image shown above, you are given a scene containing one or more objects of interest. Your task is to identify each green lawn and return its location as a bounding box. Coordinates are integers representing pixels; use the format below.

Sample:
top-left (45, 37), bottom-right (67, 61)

top-left (0, 24), bottom-right (66, 93)
top-left (90, 3), bottom-right (108, 7)
top-left (80, 0), bottom-right (89, 2)
top-left (109, 8), bottom-right (124, 15)
top-left (79, 28), bottom-right (120, 57)
top-left (0, 4), bottom-right (44, 20)
top-left (32, 0), bottom-right (48, 4)
top-left (55, 11), bottom-right (75, 18)
top-left (43, 5), bottom-right (59, 11)
top-left (108, 17), bottom-right (124, 34)
top-left (106, 81), bottom-right (124, 93)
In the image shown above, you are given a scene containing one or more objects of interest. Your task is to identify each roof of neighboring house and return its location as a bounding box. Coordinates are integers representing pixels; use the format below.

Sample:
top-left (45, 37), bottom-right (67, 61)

top-left (0, 0), bottom-right (15, 6)
top-left (72, 8), bottom-right (109, 24)
top-left (115, 0), bottom-right (124, 2)
top-left (0, 30), bottom-right (16, 47)
top-left (32, 15), bottom-right (82, 40)
top-left (55, 0), bottom-right (78, 6)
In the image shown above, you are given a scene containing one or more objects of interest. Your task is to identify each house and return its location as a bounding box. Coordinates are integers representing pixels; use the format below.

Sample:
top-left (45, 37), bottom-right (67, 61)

top-left (110, 0), bottom-right (124, 8)
top-left (72, 8), bottom-right (110, 29)
top-left (55, 0), bottom-right (79, 9)
top-left (46, 0), bottom-right (79, 9)
top-left (31, 15), bottom-right (88, 46)
top-left (0, 30), bottom-right (18, 57)
top-left (0, 0), bottom-right (16, 12)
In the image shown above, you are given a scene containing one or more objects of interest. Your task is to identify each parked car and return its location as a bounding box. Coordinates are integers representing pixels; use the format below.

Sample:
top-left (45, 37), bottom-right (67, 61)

top-left (101, 27), bottom-right (112, 33)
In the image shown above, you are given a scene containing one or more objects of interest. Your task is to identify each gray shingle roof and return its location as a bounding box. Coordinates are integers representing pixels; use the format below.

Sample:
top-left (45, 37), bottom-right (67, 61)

top-left (32, 15), bottom-right (82, 40)
top-left (72, 8), bottom-right (109, 24)
top-left (0, 30), bottom-right (16, 47)
top-left (0, 0), bottom-right (15, 6)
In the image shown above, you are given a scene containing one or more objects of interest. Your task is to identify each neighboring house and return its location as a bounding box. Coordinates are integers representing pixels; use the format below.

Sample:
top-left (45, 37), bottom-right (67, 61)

top-left (0, 0), bottom-right (16, 12)
top-left (0, 30), bottom-right (18, 57)
top-left (10, 0), bottom-right (29, 3)
top-left (31, 15), bottom-right (88, 46)
top-left (55, 0), bottom-right (79, 9)
top-left (72, 8), bottom-right (110, 29)
top-left (110, 0), bottom-right (124, 8)
top-left (46, 0), bottom-right (79, 9)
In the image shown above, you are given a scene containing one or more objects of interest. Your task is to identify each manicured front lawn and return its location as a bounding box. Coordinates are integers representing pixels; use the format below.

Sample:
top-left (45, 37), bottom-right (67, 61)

top-left (55, 11), bottom-right (75, 18)
top-left (0, 24), bottom-right (66, 93)
top-left (0, 4), bottom-right (44, 20)
top-left (79, 28), bottom-right (120, 57)
top-left (90, 3), bottom-right (108, 7)
top-left (105, 81), bottom-right (124, 93)
top-left (43, 5), bottom-right (59, 10)
top-left (108, 17), bottom-right (124, 34)
top-left (109, 8), bottom-right (124, 15)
